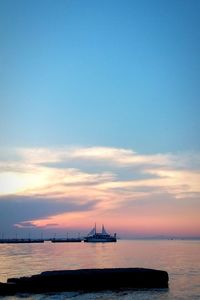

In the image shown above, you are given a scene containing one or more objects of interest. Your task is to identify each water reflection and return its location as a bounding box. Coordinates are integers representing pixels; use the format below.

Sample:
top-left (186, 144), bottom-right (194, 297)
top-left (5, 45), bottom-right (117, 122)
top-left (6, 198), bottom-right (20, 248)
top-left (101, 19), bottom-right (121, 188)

top-left (0, 240), bottom-right (200, 299)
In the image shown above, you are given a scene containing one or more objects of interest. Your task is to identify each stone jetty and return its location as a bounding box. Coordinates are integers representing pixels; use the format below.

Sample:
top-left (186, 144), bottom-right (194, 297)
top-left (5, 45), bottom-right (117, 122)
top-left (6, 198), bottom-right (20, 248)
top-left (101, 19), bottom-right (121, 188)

top-left (0, 268), bottom-right (169, 295)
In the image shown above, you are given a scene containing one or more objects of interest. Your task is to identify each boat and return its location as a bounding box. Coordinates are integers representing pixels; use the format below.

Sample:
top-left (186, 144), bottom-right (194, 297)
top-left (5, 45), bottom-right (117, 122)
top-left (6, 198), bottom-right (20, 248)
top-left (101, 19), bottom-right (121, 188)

top-left (84, 224), bottom-right (117, 243)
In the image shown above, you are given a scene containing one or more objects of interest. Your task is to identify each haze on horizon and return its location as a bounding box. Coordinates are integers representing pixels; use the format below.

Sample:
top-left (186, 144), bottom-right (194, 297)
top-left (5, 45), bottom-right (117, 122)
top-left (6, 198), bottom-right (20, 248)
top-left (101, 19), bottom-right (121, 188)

top-left (0, 0), bottom-right (200, 238)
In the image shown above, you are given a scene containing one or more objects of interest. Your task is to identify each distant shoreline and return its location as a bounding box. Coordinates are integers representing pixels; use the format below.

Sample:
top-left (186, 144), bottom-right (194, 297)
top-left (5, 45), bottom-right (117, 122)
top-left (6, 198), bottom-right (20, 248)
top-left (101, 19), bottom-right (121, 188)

top-left (0, 237), bottom-right (200, 243)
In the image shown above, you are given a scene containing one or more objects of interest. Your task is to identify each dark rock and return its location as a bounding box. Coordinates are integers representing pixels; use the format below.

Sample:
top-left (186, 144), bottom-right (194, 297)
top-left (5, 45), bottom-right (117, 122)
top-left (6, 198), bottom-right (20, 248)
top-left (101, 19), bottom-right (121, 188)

top-left (0, 268), bottom-right (169, 295)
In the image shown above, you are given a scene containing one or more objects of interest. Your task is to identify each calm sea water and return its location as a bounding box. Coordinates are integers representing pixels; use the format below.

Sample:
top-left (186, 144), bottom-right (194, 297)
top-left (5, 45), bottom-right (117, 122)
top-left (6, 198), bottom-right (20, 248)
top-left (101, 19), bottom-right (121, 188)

top-left (0, 240), bottom-right (199, 299)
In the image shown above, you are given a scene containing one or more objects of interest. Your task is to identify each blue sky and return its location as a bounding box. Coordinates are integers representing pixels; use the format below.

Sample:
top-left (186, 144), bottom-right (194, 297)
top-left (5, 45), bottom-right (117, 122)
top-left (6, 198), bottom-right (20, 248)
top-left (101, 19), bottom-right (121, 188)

top-left (0, 0), bottom-right (200, 237)
top-left (1, 0), bottom-right (199, 152)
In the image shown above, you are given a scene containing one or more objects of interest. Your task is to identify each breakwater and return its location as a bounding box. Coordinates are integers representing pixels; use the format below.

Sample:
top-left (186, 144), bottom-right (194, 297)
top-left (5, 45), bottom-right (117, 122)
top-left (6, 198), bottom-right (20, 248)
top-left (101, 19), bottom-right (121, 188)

top-left (0, 268), bottom-right (168, 295)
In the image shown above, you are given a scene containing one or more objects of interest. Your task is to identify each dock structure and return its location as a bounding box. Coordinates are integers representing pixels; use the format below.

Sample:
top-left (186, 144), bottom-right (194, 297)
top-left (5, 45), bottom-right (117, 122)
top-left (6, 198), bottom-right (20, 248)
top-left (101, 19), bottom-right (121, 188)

top-left (51, 238), bottom-right (82, 243)
top-left (0, 268), bottom-right (169, 295)
top-left (0, 239), bottom-right (44, 244)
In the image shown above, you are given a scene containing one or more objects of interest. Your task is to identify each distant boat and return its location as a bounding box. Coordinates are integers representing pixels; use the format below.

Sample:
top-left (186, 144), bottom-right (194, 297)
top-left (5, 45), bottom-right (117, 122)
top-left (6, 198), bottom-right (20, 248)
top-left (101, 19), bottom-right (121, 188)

top-left (84, 225), bottom-right (117, 243)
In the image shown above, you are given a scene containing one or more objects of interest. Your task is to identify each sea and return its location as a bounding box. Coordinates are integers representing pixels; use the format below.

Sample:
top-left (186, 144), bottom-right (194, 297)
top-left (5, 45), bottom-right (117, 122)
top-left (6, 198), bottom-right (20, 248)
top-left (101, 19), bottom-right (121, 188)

top-left (0, 239), bottom-right (199, 299)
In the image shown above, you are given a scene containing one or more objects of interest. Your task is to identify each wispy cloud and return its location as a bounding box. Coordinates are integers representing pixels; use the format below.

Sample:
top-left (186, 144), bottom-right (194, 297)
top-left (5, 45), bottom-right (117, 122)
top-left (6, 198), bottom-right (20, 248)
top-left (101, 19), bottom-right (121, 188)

top-left (0, 194), bottom-right (98, 231)
top-left (0, 146), bottom-right (200, 236)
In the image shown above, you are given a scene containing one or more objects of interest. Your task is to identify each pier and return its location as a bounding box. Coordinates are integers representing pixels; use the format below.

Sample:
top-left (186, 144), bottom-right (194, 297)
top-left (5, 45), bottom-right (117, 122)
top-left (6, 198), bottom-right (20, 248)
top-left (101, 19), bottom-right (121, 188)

top-left (0, 239), bottom-right (44, 244)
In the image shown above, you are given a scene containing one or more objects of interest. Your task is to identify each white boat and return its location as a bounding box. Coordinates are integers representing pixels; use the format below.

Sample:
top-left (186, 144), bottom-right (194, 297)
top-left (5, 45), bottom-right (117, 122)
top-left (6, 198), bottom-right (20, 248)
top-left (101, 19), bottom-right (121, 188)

top-left (84, 224), bottom-right (117, 243)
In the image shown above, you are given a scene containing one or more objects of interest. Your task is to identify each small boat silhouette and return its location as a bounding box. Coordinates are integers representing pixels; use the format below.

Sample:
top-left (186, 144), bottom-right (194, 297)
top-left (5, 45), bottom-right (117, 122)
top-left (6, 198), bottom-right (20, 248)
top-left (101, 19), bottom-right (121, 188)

top-left (84, 224), bottom-right (117, 243)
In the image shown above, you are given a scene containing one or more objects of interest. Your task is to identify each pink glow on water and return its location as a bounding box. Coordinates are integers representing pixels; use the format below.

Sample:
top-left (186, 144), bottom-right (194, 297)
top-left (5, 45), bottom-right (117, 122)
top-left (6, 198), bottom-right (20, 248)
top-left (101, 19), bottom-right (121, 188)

top-left (0, 240), bottom-right (200, 299)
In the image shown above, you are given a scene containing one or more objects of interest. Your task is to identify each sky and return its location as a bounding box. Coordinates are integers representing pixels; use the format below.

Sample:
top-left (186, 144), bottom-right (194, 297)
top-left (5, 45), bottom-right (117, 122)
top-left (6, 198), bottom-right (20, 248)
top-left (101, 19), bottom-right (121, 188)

top-left (0, 0), bottom-right (200, 238)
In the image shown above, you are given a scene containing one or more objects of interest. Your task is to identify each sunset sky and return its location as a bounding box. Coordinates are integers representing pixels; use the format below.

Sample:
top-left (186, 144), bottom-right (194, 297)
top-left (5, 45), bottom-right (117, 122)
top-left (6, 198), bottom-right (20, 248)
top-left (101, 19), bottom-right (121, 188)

top-left (0, 0), bottom-right (200, 238)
